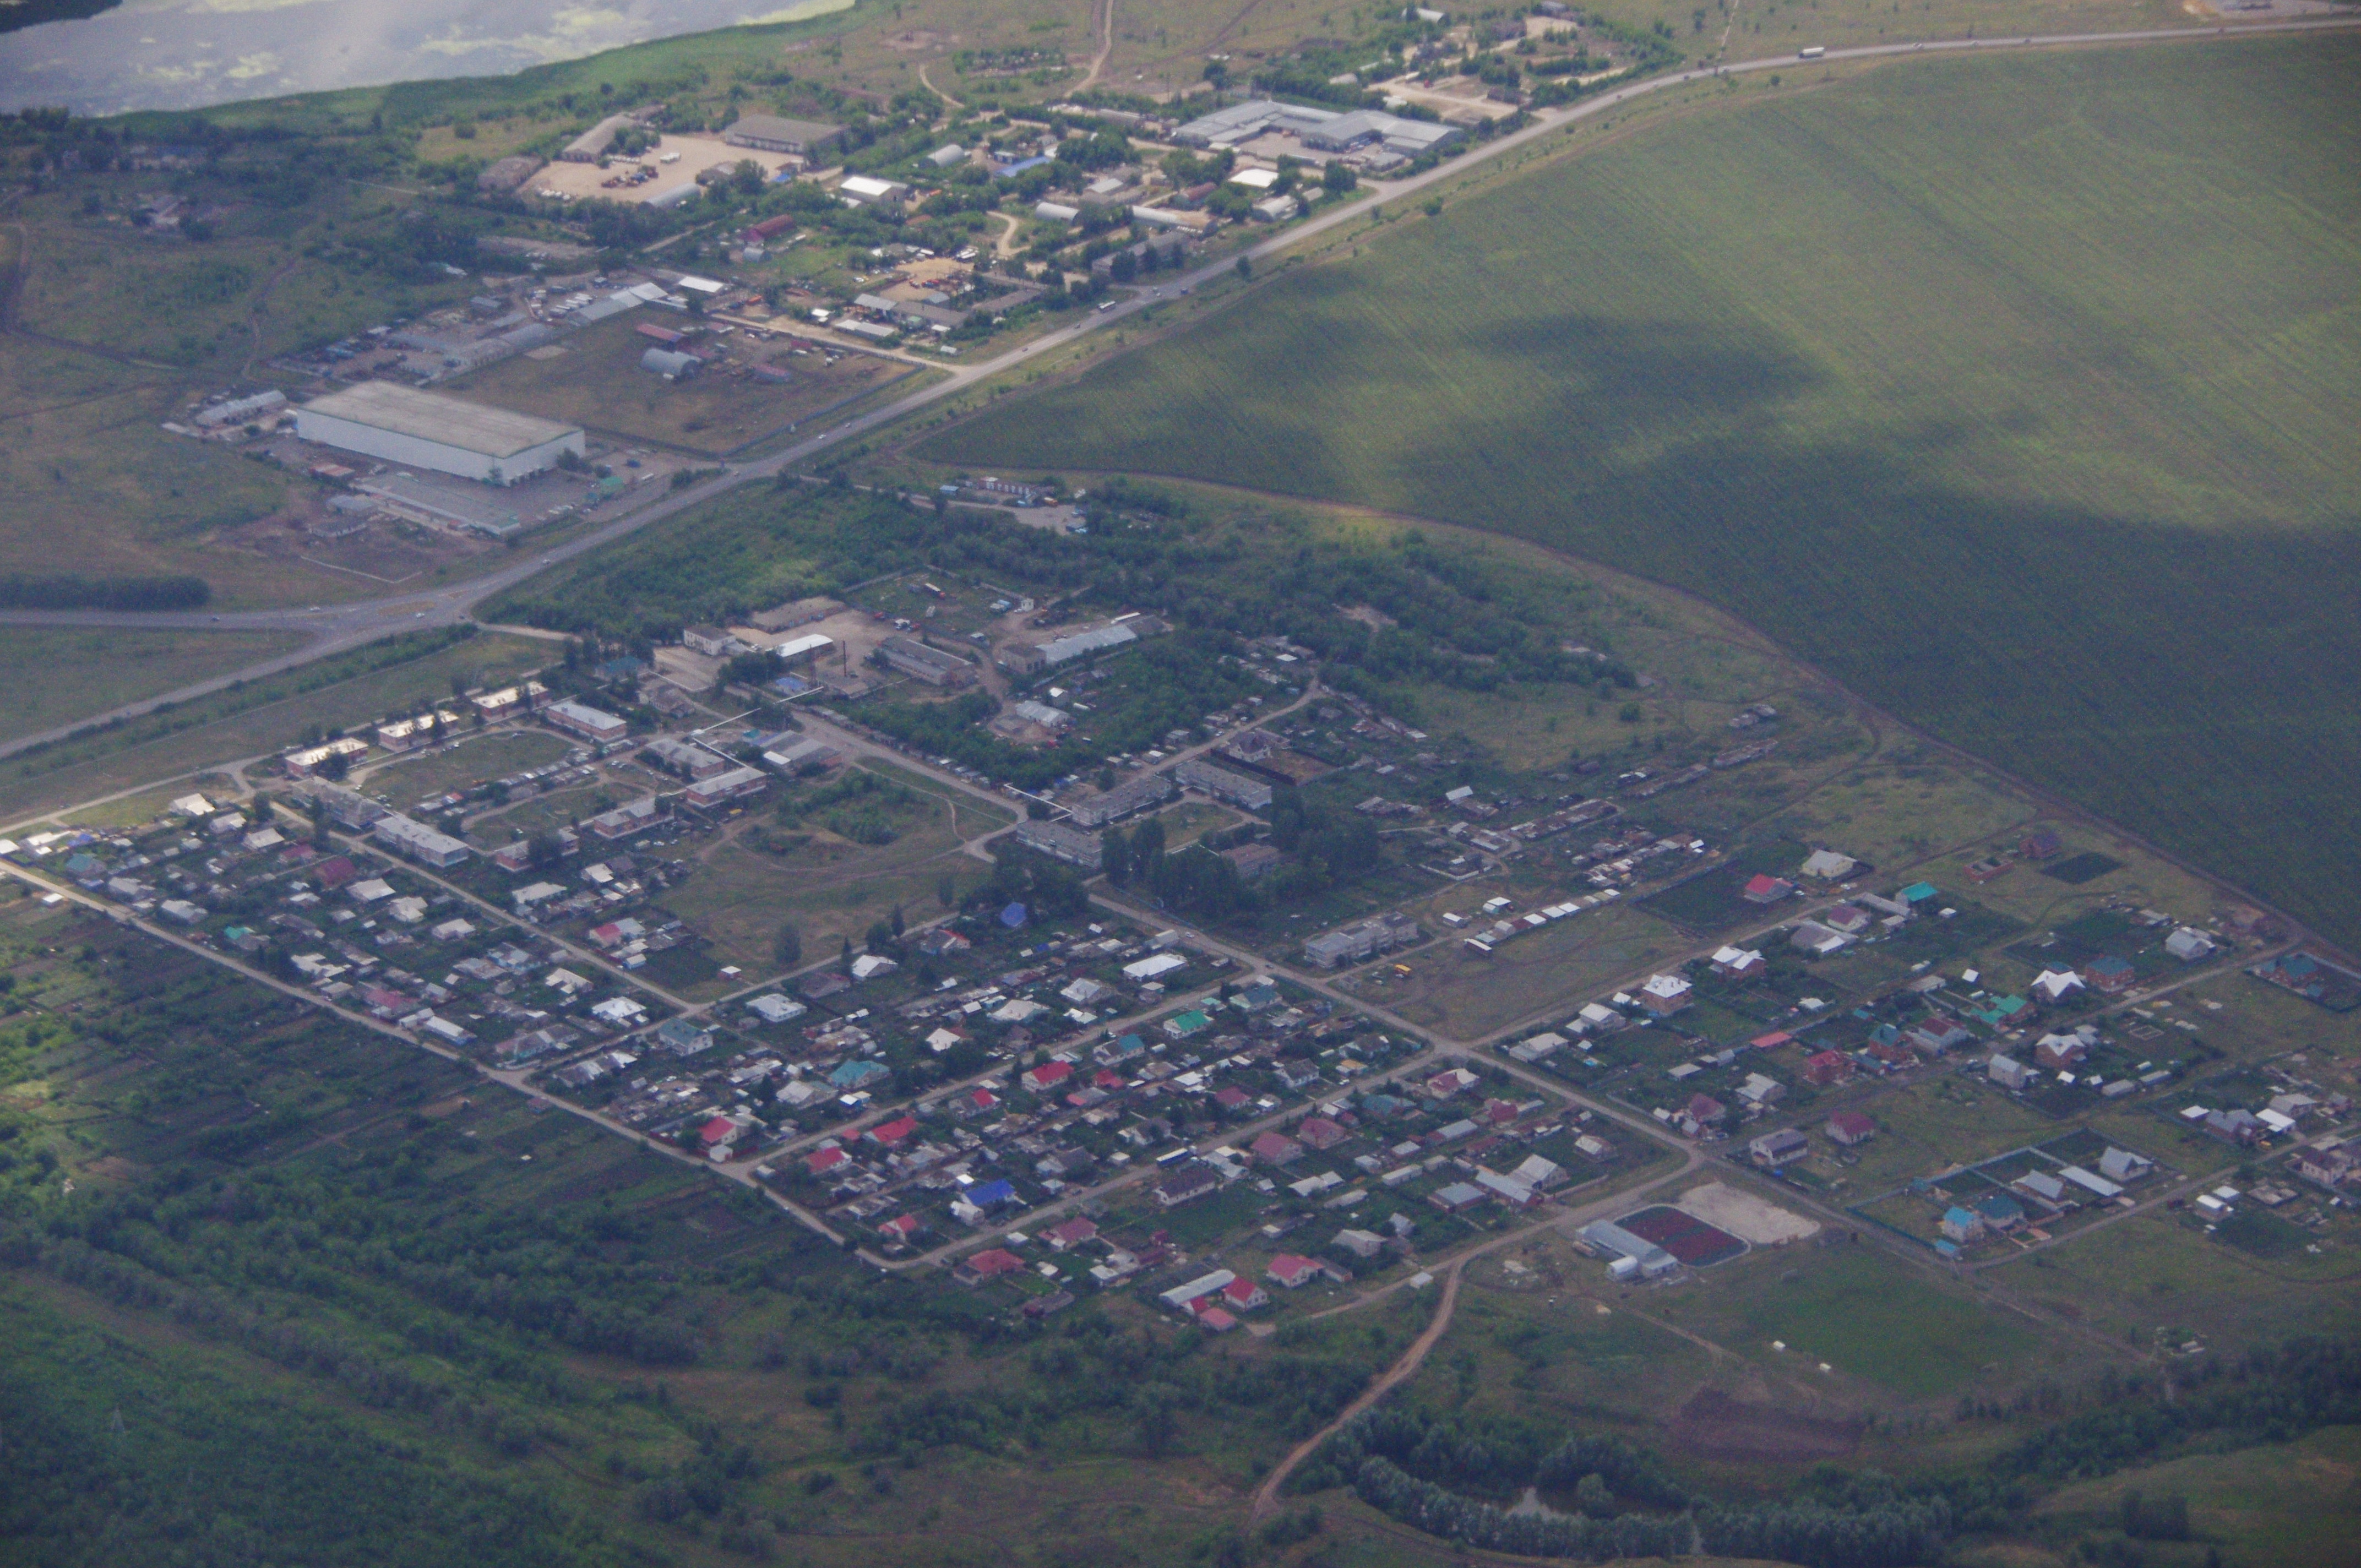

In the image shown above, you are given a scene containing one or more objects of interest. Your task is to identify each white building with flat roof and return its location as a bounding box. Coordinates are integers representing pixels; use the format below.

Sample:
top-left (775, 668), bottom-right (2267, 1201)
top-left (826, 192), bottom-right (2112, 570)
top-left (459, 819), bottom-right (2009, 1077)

top-left (295, 383), bottom-right (584, 484)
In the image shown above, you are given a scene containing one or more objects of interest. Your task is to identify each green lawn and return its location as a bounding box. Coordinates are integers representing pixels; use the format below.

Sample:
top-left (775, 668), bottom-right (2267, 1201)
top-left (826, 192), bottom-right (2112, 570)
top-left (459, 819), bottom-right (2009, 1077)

top-left (922, 39), bottom-right (2361, 948)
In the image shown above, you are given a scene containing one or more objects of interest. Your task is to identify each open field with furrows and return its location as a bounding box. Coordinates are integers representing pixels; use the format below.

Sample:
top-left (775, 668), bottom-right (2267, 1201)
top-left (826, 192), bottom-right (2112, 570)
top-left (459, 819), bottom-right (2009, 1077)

top-left (922, 40), bottom-right (2361, 952)
top-left (0, 627), bottom-right (304, 747)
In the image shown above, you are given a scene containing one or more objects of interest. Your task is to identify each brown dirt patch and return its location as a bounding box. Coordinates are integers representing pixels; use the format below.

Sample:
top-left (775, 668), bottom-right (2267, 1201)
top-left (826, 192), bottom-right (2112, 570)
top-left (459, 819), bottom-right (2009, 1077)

top-left (1668, 1387), bottom-right (1863, 1462)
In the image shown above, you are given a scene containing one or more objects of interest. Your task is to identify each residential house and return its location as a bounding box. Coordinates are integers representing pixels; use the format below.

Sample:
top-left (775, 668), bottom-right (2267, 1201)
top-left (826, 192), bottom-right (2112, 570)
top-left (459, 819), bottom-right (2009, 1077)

top-left (1428, 1182), bottom-right (1488, 1213)
top-left (1799, 848), bottom-right (1858, 880)
top-left (1987, 1054), bottom-right (2034, 1091)
top-left (1939, 1206), bottom-right (1985, 1244)
top-left (1266, 1253), bottom-right (1328, 1289)
top-left (2089, 1148), bottom-right (2151, 1184)
top-left (1155, 1163), bottom-right (1222, 1208)
top-left (656, 1017), bottom-right (714, 1057)
top-left (1825, 1111), bottom-right (1876, 1146)
top-left (953, 1248), bottom-right (1026, 1287)
top-left (1250, 1130), bottom-right (1304, 1167)
top-left (2166, 927), bottom-right (2218, 962)
top-left (1297, 1116), bottom-right (1348, 1151)
top-left (2033, 1031), bottom-right (2091, 1070)
top-left (1789, 922), bottom-right (1849, 956)
top-left (1217, 1277), bottom-right (1269, 1313)
top-left (1331, 1228), bottom-right (1387, 1260)
top-left (1045, 1216), bottom-right (1100, 1251)
top-left (1749, 1128), bottom-right (1810, 1167)
top-left (1638, 973), bottom-right (1692, 1016)
top-left (2030, 968), bottom-right (2085, 1004)
top-left (2081, 955), bottom-right (2138, 995)
top-left (1743, 874), bottom-right (1796, 905)
top-left (1711, 945), bottom-right (1767, 979)
top-left (1802, 1050), bottom-right (1854, 1087)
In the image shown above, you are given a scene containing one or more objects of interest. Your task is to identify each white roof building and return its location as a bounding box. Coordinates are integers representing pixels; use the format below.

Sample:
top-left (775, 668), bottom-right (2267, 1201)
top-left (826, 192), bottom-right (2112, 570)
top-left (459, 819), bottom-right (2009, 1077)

top-left (295, 382), bottom-right (583, 484)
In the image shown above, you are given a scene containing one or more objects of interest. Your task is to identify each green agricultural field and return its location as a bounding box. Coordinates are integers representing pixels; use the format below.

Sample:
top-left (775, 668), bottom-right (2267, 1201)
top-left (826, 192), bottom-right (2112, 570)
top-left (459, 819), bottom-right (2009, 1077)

top-left (923, 39), bottom-right (2361, 949)
top-left (0, 627), bottom-right (303, 748)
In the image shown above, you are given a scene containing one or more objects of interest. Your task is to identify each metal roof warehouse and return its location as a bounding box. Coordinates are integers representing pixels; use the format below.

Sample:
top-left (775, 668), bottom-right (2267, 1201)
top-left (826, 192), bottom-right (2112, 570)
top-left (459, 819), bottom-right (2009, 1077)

top-left (293, 383), bottom-right (584, 484)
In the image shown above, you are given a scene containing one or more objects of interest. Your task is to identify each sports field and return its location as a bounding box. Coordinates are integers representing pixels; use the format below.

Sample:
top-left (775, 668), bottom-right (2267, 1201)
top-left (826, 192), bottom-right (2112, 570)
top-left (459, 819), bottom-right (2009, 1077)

top-left (921, 39), bottom-right (2361, 946)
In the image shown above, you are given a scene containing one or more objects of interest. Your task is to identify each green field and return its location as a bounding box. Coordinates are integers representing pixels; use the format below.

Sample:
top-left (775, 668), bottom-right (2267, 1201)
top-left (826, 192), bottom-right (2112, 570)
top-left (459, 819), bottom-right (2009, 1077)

top-left (0, 626), bottom-right (304, 747)
top-left (922, 39), bottom-right (2361, 948)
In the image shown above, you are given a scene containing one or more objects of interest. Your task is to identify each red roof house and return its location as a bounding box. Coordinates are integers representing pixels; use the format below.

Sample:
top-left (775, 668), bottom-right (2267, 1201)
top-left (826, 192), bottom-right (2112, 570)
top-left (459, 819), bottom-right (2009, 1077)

top-left (1249, 1130), bottom-right (1303, 1167)
top-left (806, 1145), bottom-right (849, 1175)
top-left (952, 1248), bottom-right (1026, 1287)
top-left (1297, 1116), bottom-right (1348, 1150)
top-left (1045, 1216), bottom-right (1099, 1251)
top-left (1803, 1049), bottom-right (1856, 1086)
top-left (1825, 1111), bottom-right (1876, 1146)
top-left (1218, 1277), bottom-right (1269, 1312)
top-left (867, 1114), bottom-right (920, 1147)
top-left (1021, 1060), bottom-right (1074, 1093)
top-left (1265, 1253), bottom-right (1326, 1289)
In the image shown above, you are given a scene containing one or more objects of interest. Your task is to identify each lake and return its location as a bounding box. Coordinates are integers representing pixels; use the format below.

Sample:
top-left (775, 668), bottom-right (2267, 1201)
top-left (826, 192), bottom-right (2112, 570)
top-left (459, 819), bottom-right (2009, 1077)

top-left (0, 0), bottom-right (853, 116)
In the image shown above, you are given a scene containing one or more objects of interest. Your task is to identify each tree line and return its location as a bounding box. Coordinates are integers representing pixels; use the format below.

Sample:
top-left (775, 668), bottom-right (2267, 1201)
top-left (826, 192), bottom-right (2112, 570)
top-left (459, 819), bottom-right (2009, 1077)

top-left (0, 571), bottom-right (210, 610)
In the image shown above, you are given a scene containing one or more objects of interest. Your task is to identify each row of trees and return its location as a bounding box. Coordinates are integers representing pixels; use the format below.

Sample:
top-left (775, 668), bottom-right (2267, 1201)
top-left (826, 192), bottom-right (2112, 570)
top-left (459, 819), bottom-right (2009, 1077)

top-left (0, 571), bottom-right (209, 610)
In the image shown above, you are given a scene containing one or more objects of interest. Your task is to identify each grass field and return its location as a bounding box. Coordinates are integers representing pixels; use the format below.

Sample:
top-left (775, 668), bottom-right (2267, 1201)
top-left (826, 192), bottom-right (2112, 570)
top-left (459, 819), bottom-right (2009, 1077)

top-left (0, 627), bottom-right (304, 747)
top-left (658, 761), bottom-right (1011, 984)
top-left (2031, 1425), bottom-right (2361, 1568)
top-left (922, 39), bottom-right (2361, 949)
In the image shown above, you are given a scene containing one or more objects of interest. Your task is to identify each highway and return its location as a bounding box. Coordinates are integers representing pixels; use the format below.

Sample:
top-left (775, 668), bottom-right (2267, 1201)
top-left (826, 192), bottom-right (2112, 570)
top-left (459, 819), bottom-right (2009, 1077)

top-left (2, 15), bottom-right (2352, 766)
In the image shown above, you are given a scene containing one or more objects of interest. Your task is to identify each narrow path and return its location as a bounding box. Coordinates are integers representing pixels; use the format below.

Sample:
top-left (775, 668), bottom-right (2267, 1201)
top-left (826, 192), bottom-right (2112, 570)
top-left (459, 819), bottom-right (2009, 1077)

top-left (1075, 0), bottom-right (1117, 91)
top-left (1251, 1266), bottom-right (1464, 1521)
top-left (920, 62), bottom-right (961, 110)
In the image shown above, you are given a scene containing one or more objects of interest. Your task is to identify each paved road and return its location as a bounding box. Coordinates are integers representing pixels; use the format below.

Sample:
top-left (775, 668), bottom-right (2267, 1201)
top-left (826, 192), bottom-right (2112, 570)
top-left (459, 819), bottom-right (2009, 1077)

top-left (3, 16), bottom-right (2349, 766)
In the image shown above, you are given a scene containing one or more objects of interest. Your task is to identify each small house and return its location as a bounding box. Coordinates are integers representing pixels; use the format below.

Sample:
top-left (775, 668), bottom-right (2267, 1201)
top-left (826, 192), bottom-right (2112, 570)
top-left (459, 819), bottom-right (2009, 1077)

top-left (1825, 1111), bottom-right (1876, 1146)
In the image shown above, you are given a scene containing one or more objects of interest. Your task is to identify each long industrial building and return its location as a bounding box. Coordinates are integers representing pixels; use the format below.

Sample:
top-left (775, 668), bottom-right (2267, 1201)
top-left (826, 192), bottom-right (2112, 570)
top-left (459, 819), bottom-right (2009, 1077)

top-left (293, 383), bottom-right (584, 484)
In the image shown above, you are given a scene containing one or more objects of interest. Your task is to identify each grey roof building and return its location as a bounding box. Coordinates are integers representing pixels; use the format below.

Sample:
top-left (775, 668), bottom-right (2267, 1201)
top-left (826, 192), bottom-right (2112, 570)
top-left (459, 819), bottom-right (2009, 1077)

top-left (1004, 622), bottom-right (1140, 674)
top-left (1171, 99), bottom-right (1462, 159)
top-left (1175, 757), bottom-right (1274, 810)
top-left (1013, 819), bottom-right (1104, 870)
top-left (877, 636), bottom-right (976, 687)
top-left (724, 115), bottom-right (845, 155)
top-left (1303, 912), bottom-right (1422, 968)
top-left (1068, 771), bottom-right (1175, 828)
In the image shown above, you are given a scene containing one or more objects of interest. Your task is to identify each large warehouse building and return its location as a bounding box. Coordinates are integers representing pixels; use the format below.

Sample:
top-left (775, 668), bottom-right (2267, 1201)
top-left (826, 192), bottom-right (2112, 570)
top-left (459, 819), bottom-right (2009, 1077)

top-left (293, 383), bottom-right (584, 484)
